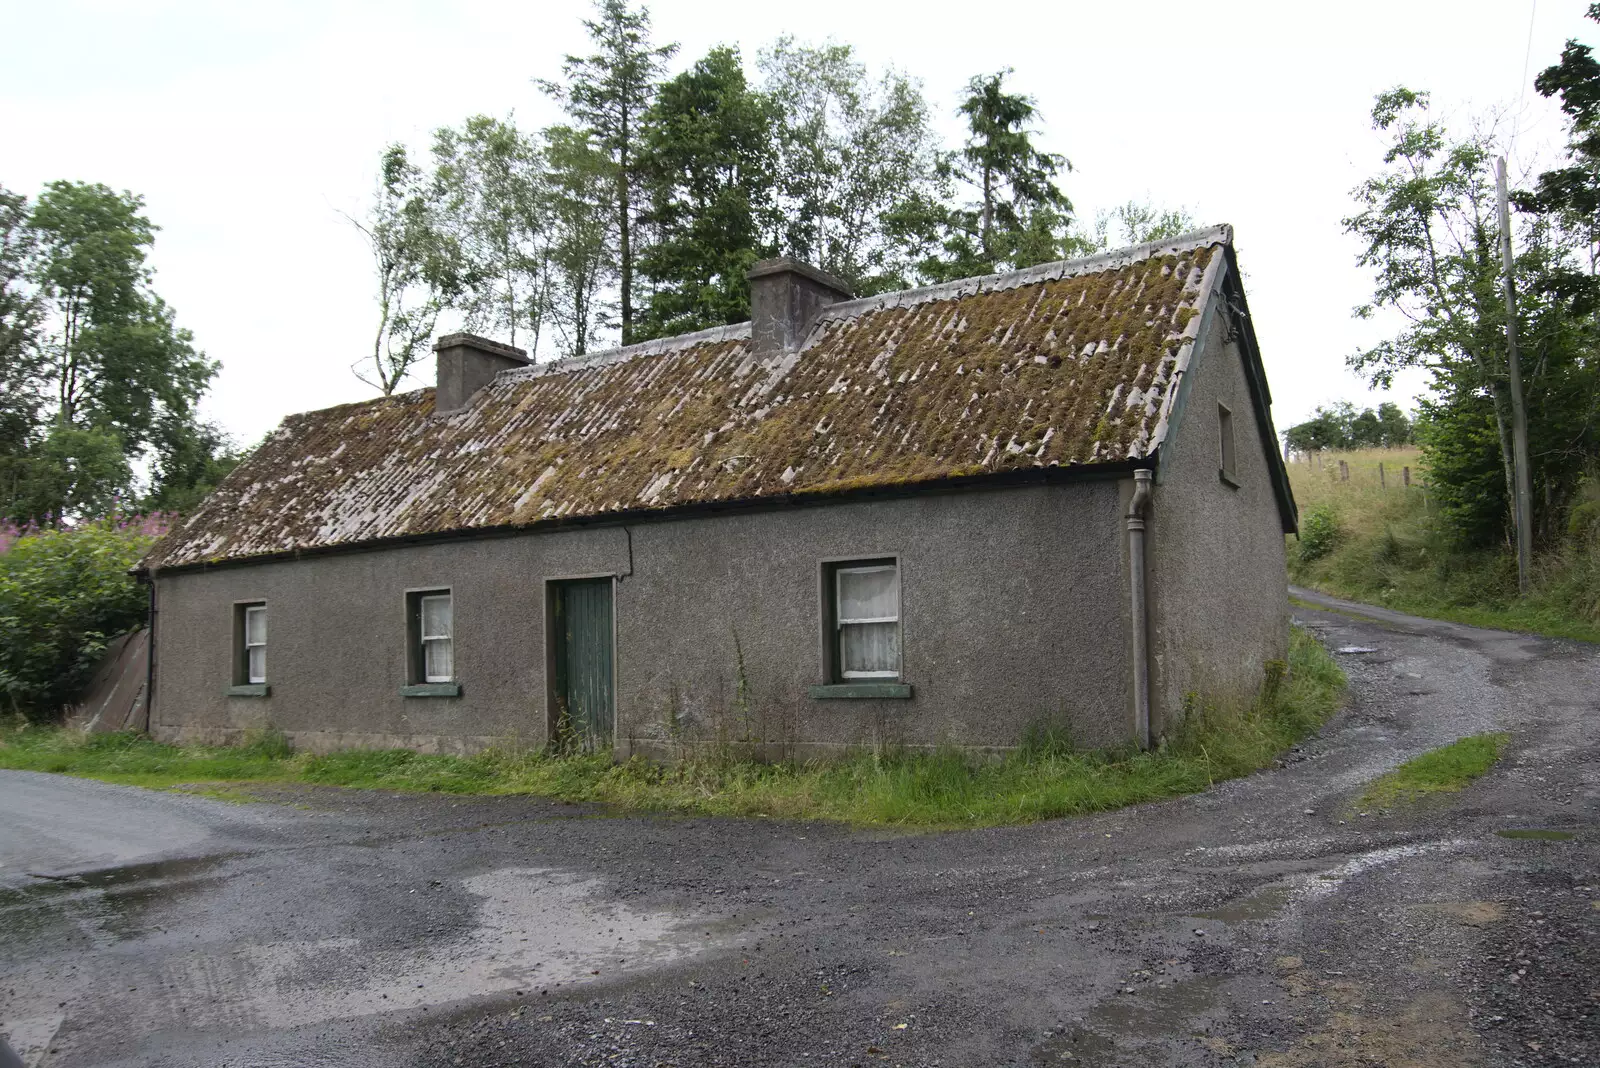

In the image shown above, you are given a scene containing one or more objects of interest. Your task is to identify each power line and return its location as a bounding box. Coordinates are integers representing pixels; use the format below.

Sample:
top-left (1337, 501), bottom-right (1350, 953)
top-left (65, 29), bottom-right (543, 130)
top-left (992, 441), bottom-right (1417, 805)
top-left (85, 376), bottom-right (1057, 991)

top-left (1511, 0), bottom-right (1539, 158)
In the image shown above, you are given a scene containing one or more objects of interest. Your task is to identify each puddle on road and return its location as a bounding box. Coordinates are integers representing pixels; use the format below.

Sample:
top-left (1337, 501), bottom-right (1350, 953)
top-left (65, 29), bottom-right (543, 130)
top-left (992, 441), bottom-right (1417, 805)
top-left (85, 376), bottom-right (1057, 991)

top-left (0, 854), bottom-right (233, 948)
top-left (1188, 885), bottom-right (1291, 924)
top-left (1032, 1025), bottom-right (1115, 1064)
top-left (68, 854), bottom-right (233, 889)
top-left (1032, 977), bottom-right (1224, 1065)
top-left (159, 866), bottom-right (723, 1031)
top-left (1091, 976), bottom-right (1222, 1034)
top-left (1495, 828), bottom-right (1576, 841)
top-left (1, 1012), bottom-right (63, 1068)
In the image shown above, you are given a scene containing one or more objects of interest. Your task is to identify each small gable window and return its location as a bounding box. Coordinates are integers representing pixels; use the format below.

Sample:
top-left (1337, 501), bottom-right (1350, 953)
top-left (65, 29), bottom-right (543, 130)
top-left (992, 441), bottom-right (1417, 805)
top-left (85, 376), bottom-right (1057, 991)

top-left (237, 603), bottom-right (267, 685)
top-left (411, 591), bottom-right (455, 683)
top-left (831, 561), bottom-right (901, 680)
top-left (1218, 403), bottom-right (1238, 488)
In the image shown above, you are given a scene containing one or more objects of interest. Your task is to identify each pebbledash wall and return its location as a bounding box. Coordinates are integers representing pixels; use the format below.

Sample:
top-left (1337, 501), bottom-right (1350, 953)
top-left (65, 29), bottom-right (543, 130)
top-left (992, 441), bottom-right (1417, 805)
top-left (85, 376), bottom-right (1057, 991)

top-left (1146, 265), bottom-right (1289, 730)
top-left (149, 478), bottom-right (1140, 757)
top-left (149, 292), bottom-right (1291, 757)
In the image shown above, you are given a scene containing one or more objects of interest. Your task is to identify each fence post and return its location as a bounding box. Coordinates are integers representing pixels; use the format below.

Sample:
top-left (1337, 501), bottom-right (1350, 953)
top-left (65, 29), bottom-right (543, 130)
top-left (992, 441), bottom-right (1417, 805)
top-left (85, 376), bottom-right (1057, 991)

top-left (1339, 460), bottom-right (1349, 482)
top-left (1379, 462), bottom-right (1386, 490)
top-left (1403, 466), bottom-right (1411, 488)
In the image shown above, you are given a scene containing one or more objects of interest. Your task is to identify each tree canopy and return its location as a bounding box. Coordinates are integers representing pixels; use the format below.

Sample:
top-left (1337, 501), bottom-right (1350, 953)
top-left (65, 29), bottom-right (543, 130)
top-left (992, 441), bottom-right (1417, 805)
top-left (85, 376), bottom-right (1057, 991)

top-left (1343, 70), bottom-right (1600, 550)
top-left (0, 182), bottom-right (228, 525)
top-left (636, 46), bottom-right (778, 339)
top-left (1285, 402), bottom-right (1414, 453)
top-left (347, 3), bottom-right (1193, 377)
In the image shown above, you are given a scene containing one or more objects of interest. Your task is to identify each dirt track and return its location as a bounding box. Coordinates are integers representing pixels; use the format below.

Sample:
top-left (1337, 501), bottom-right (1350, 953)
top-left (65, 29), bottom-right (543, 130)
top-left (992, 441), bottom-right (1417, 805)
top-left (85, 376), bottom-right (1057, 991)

top-left (1, 589), bottom-right (1595, 1066)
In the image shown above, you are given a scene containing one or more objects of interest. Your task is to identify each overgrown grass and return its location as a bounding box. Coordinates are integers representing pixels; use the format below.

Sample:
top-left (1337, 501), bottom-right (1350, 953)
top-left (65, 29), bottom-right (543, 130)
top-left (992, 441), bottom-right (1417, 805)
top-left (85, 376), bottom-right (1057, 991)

top-left (1358, 732), bottom-right (1511, 809)
top-left (0, 629), bottom-right (1345, 828)
top-left (1286, 448), bottom-right (1600, 643)
top-left (0, 728), bottom-right (301, 789)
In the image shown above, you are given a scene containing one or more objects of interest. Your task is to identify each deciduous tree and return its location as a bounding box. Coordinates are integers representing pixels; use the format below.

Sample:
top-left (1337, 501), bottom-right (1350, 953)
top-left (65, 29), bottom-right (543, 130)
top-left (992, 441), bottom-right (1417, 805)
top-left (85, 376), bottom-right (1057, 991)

top-left (1520, 3), bottom-right (1600, 287)
top-left (349, 145), bottom-right (468, 394)
top-left (0, 187), bottom-right (44, 464)
top-left (432, 116), bottom-right (553, 352)
top-left (1284, 401), bottom-right (1414, 453)
top-left (3, 182), bottom-right (218, 523)
top-left (1346, 88), bottom-right (1600, 548)
top-left (544, 126), bottom-right (617, 356)
top-left (759, 38), bottom-right (943, 295)
top-left (1078, 200), bottom-right (1197, 253)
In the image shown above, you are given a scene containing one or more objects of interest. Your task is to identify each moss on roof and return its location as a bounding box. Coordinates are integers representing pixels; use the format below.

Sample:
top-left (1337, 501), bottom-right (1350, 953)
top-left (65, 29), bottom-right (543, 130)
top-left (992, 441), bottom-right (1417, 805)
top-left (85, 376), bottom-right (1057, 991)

top-left (146, 233), bottom-right (1227, 569)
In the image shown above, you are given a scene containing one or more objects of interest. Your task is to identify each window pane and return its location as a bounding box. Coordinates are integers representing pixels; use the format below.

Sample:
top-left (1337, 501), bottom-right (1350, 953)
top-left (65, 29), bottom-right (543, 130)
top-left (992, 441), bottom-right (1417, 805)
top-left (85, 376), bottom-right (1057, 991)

top-left (424, 637), bottom-right (453, 681)
top-left (421, 594), bottom-right (452, 639)
top-left (245, 606), bottom-right (266, 645)
top-left (838, 566), bottom-right (897, 622)
top-left (841, 621), bottom-right (899, 676)
top-left (248, 645), bottom-right (266, 684)
top-left (1220, 406), bottom-right (1236, 474)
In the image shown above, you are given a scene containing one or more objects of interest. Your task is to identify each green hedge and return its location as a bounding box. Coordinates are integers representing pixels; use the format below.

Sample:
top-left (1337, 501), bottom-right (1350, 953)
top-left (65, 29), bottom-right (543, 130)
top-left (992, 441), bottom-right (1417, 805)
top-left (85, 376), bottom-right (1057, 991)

top-left (0, 524), bottom-right (153, 721)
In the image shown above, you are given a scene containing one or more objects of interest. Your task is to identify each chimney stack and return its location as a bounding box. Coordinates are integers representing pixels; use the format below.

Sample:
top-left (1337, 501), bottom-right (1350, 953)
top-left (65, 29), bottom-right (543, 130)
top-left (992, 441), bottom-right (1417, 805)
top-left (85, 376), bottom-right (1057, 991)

top-left (746, 257), bottom-right (853, 356)
top-left (434, 333), bottom-right (529, 414)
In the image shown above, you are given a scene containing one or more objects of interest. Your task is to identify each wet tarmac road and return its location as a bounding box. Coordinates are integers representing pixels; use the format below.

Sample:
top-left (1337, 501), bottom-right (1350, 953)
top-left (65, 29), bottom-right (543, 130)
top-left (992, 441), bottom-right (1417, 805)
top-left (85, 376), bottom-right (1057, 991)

top-left (1, 590), bottom-right (1595, 1066)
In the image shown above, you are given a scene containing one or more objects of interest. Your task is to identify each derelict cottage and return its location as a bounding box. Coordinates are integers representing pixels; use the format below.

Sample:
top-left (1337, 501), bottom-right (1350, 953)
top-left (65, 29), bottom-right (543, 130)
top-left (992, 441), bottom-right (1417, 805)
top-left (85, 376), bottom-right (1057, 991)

top-left (137, 225), bottom-right (1297, 758)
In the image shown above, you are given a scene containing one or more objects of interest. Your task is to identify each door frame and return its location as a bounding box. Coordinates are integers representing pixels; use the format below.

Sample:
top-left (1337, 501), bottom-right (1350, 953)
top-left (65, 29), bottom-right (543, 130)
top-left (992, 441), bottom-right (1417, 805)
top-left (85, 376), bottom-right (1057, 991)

top-left (544, 573), bottom-right (618, 748)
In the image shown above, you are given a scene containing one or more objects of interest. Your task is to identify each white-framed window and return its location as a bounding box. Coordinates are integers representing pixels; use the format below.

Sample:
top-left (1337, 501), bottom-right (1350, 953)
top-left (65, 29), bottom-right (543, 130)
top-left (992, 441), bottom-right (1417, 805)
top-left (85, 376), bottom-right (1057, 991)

top-left (418, 592), bottom-right (454, 682)
top-left (833, 561), bottom-right (901, 679)
top-left (241, 603), bottom-right (267, 684)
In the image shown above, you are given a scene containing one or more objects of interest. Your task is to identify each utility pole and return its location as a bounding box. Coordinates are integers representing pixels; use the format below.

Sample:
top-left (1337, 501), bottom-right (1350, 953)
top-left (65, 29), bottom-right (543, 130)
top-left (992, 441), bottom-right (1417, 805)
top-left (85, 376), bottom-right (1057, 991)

top-left (1496, 156), bottom-right (1534, 595)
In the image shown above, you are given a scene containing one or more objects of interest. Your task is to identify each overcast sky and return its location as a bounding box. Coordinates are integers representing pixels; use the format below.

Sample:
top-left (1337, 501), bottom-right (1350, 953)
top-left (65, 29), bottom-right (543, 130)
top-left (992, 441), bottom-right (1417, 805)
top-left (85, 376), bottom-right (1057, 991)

top-left (1, 0), bottom-right (1583, 449)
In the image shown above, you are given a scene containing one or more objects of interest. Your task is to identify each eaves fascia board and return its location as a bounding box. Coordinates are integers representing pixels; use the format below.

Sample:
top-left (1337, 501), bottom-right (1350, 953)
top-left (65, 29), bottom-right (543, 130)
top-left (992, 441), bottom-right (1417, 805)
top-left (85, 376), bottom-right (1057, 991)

top-left (1220, 246), bottom-right (1298, 533)
top-left (1143, 245), bottom-right (1297, 534)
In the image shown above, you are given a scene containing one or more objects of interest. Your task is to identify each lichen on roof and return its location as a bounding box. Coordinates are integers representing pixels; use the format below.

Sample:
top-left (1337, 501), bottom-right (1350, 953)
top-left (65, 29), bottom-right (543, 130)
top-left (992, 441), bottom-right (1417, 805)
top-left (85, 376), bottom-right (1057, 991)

top-left (146, 229), bottom-right (1229, 570)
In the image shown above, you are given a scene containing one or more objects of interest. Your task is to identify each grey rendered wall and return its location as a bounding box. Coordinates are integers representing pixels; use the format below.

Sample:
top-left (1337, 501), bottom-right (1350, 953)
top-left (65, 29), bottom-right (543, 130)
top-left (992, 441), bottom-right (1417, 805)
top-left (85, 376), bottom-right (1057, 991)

top-left (1145, 307), bottom-right (1289, 732)
top-left (151, 481), bottom-right (1136, 757)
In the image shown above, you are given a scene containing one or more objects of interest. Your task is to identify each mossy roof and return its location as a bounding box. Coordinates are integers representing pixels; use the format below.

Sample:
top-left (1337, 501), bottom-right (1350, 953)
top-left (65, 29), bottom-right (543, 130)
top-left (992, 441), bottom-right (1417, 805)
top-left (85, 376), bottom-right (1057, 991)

top-left (146, 226), bottom-right (1235, 570)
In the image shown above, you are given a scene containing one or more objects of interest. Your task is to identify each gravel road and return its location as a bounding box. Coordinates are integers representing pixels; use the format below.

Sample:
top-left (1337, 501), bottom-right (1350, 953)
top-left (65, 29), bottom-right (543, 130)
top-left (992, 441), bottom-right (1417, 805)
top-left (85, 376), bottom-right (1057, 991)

top-left (1, 590), bottom-right (1594, 1067)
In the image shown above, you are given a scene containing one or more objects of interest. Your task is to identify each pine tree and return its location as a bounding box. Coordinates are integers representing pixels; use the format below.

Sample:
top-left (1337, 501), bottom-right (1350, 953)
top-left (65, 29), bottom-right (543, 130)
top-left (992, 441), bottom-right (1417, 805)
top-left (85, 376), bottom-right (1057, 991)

top-left (923, 70), bottom-right (1073, 280)
top-left (538, 0), bottom-right (676, 347)
top-left (637, 46), bottom-right (778, 339)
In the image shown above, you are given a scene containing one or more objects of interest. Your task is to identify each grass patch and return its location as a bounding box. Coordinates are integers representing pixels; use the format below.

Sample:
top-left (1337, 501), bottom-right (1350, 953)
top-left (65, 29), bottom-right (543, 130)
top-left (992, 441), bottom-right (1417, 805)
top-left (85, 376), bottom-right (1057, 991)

top-left (1285, 448), bottom-right (1600, 643)
top-left (0, 728), bottom-right (303, 790)
top-left (0, 630), bottom-right (1345, 828)
top-left (1358, 732), bottom-right (1511, 809)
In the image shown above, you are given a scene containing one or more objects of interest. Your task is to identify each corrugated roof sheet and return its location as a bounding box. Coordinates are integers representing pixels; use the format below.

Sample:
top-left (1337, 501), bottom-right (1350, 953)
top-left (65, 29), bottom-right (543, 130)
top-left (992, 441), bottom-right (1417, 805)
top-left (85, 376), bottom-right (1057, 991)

top-left (146, 227), bottom-right (1231, 569)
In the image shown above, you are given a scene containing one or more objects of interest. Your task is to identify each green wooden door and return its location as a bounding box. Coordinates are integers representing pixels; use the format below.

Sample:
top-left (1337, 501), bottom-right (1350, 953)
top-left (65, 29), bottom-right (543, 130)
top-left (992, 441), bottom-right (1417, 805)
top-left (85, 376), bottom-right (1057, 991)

top-left (552, 578), bottom-right (615, 750)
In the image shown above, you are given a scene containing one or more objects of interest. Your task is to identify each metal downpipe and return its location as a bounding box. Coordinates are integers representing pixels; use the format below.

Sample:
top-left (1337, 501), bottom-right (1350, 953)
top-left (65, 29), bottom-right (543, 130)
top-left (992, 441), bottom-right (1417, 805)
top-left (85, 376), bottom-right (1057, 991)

top-left (142, 571), bottom-right (156, 734)
top-left (1127, 469), bottom-right (1154, 749)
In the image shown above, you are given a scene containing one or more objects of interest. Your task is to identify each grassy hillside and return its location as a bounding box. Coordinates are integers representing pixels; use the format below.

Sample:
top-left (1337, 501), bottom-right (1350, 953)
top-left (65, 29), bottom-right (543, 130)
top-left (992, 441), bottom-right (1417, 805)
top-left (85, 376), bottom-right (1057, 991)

top-left (1285, 448), bottom-right (1600, 642)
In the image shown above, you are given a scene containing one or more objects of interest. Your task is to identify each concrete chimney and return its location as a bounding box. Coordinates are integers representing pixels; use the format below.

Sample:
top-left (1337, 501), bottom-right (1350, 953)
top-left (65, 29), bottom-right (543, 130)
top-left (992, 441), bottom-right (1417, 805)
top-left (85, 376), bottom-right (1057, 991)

top-left (433, 333), bottom-right (529, 414)
top-left (746, 257), bottom-right (853, 356)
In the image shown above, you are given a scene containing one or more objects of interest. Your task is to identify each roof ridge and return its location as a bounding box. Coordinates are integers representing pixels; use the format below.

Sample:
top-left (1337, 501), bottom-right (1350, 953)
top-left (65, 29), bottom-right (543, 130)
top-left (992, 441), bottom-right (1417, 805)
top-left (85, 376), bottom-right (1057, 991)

top-left (500, 321), bottom-right (752, 384)
top-left (281, 386), bottom-right (428, 424)
top-left (815, 224), bottom-right (1233, 325)
top-left (490, 226), bottom-right (1231, 382)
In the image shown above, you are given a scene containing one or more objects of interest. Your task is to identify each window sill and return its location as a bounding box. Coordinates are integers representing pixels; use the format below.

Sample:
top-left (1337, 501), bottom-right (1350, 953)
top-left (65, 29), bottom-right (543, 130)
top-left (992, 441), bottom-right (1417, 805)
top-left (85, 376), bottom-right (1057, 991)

top-left (401, 682), bottom-right (462, 698)
top-left (808, 682), bottom-right (912, 700)
top-left (1219, 469), bottom-right (1240, 490)
top-left (226, 684), bottom-right (270, 698)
